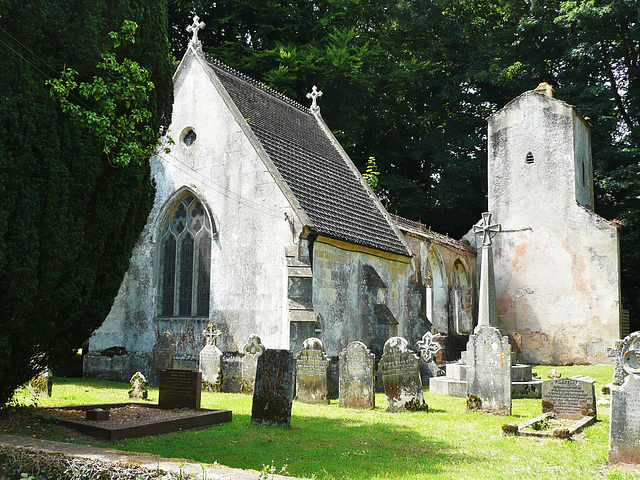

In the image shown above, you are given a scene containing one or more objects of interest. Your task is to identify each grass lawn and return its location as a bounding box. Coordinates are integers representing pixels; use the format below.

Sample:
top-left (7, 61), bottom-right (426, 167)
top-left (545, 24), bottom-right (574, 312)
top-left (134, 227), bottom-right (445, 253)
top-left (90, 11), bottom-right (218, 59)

top-left (5, 365), bottom-right (640, 480)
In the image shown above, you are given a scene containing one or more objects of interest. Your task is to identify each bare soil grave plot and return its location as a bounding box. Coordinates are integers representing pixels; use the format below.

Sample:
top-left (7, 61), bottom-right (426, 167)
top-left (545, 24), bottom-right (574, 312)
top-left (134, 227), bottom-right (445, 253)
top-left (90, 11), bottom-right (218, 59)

top-left (38, 403), bottom-right (232, 441)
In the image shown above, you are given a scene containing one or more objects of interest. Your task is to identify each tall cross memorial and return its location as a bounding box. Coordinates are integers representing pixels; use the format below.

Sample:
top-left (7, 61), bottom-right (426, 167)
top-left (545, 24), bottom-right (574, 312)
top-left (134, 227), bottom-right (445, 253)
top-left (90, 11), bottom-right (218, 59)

top-left (466, 211), bottom-right (512, 414)
top-left (199, 321), bottom-right (223, 391)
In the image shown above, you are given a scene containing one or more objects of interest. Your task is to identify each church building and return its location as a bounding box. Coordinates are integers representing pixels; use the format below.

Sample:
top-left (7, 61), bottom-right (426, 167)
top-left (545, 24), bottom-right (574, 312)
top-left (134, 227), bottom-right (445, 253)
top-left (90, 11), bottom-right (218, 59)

top-left (83, 20), bottom-right (621, 382)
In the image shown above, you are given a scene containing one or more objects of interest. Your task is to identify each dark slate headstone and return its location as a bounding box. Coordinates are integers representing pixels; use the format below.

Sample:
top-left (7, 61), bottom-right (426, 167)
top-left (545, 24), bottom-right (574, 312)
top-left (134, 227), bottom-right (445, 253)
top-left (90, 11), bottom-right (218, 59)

top-left (466, 325), bottom-right (511, 415)
top-left (158, 369), bottom-right (202, 409)
top-left (251, 349), bottom-right (296, 427)
top-left (151, 331), bottom-right (176, 387)
top-left (610, 331), bottom-right (640, 463)
top-left (241, 335), bottom-right (264, 395)
top-left (221, 352), bottom-right (243, 393)
top-left (542, 376), bottom-right (596, 420)
top-left (339, 341), bottom-right (375, 409)
top-left (378, 337), bottom-right (426, 412)
top-left (296, 338), bottom-right (330, 404)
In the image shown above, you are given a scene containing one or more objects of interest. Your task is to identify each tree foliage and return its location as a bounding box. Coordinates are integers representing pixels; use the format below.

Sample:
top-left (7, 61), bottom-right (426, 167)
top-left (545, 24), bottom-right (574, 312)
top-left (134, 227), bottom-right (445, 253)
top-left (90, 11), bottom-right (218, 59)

top-left (0, 0), bottom-right (173, 404)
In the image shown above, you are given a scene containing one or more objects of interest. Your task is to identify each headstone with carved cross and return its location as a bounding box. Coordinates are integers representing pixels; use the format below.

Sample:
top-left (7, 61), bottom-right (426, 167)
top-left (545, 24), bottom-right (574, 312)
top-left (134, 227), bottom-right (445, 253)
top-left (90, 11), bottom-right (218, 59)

top-left (241, 334), bottom-right (265, 394)
top-left (306, 86), bottom-right (323, 114)
top-left (187, 15), bottom-right (206, 51)
top-left (417, 331), bottom-right (443, 363)
top-left (199, 321), bottom-right (223, 391)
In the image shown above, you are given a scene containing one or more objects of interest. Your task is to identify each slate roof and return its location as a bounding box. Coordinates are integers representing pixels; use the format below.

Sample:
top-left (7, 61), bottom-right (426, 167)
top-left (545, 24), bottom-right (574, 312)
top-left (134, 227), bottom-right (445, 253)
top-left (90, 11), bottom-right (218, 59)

top-left (206, 58), bottom-right (410, 257)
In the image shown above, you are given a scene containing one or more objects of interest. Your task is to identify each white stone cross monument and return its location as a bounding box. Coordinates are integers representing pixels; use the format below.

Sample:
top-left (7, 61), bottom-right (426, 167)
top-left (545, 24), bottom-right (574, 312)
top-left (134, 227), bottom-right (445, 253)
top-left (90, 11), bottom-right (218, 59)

top-left (203, 320), bottom-right (221, 346)
top-left (306, 86), bottom-right (323, 114)
top-left (187, 15), bottom-right (206, 50)
top-left (200, 321), bottom-right (222, 390)
top-left (472, 212), bottom-right (501, 330)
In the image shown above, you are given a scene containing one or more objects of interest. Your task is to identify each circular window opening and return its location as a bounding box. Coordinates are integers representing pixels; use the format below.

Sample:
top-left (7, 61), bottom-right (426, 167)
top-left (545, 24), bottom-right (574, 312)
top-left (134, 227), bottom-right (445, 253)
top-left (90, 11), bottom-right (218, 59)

top-left (181, 128), bottom-right (197, 147)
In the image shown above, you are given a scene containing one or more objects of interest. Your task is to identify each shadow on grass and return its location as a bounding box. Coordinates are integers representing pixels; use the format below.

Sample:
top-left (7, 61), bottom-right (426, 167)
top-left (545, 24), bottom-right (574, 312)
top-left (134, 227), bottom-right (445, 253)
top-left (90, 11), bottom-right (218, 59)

top-left (110, 410), bottom-right (480, 480)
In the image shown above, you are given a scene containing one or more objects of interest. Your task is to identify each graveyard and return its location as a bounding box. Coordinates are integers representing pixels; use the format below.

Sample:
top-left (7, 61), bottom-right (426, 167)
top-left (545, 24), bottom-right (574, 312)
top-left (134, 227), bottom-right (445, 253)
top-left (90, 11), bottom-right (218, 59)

top-left (1, 364), bottom-right (638, 480)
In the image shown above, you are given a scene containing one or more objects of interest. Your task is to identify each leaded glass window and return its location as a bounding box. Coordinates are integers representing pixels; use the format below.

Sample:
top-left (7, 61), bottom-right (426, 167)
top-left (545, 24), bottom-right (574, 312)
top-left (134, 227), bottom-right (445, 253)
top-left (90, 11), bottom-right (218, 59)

top-left (158, 194), bottom-right (212, 317)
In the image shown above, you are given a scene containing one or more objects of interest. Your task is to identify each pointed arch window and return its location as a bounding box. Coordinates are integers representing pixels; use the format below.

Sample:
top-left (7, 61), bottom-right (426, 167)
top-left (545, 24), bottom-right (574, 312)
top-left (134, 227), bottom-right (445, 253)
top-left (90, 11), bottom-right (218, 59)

top-left (158, 194), bottom-right (212, 317)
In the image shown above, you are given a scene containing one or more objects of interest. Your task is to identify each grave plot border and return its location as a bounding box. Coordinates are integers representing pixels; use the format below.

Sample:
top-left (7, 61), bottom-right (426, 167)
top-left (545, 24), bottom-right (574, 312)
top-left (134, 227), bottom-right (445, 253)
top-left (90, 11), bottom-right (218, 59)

top-left (42, 403), bottom-right (231, 441)
top-left (502, 412), bottom-right (596, 439)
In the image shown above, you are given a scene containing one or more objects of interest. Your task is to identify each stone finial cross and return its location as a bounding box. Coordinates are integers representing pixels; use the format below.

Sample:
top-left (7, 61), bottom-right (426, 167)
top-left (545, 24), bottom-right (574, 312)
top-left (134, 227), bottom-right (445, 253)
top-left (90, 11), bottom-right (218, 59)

top-left (187, 15), bottom-right (206, 48)
top-left (473, 212), bottom-right (502, 246)
top-left (203, 321), bottom-right (221, 346)
top-left (417, 331), bottom-right (442, 363)
top-left (306, 85), bottom-right (323, 114)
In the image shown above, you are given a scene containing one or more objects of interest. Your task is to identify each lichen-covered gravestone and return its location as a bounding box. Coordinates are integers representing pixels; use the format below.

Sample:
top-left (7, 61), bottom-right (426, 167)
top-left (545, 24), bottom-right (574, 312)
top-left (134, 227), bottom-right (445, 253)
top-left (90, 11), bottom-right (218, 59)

top-left (251, 349), bottom-right (296, 427)
top-left (378, 337), bottom-right (427, 412)
top-left (610, 331), bottom-right (640, 463)
top-left (296, 337), bottom-right (330, 404)
top-left (542, 376), bottom-right (596, 420)
top-left (466, 326), bottom-right (512, 414)
top-left (339, 341), bottom-right (375, 409)
top-left (199, 321), bottom-right (223, 392)
top-left (128, 371), bottom-right (148, 400)
top-left (241, 334), bottom-right (264, 394)
top-left (151, 331), bottom-right (176, 387)
top-left (28, 369), bottom-right (52, 398)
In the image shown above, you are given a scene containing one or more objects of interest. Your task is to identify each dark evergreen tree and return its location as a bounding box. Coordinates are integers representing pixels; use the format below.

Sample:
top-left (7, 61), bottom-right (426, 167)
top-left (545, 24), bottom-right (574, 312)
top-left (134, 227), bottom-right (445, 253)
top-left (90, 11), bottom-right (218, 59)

top-left (0, 0), bottom-right (173, 404)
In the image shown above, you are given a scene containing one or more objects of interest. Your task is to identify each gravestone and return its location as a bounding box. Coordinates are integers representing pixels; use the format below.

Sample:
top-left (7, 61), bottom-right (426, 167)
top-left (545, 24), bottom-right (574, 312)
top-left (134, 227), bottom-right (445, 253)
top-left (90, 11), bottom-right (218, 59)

top-left (251, 349), bottom-right (296, 427)
top-left (199, 321), bottom-right (223, 392)
top-left (339, 341), bottom-right (375, 409)
top-left (28, 369), bottom-right (52, 398)
top-left (296, 337), bottom-right (330, 404)
top-left (158, 369), bottom-right (202, 409)
top-left (610, 331), bottom-right (640, 463)
top-left (542, 376), bottom-right (596, 420)
top-left (241, 334), bottom-right (264, 394)
top-left (378, 337), bottom-right (426, 412)
top-left (221, 352), bottom-right (243, 393)
top-left (608, 339), bottom-right (627, 387)
top-left (151, 331), bottom-right (176, 386)
top-left (466, 326), bottom-right (512, 414)
top-left (128, 371), bottom-right (148, 400)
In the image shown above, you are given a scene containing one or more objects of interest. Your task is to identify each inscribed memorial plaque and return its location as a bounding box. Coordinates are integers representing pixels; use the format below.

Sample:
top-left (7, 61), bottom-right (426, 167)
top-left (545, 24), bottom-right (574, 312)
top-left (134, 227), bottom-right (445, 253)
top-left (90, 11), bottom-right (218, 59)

top-left (542, 376), bottom-right (596, 420)
top-left (251, 349), bottom-right (296, 427)
top-left (158, 369), bottom-right (202, 409)
top-left (339, 341), bottom-right (375, 409)
top-left (296, 337), bottom-right (330, 404)
top-left (378, 337), bottom-right (426, 412)
top-left (466, 325), bottom-right (511, 415)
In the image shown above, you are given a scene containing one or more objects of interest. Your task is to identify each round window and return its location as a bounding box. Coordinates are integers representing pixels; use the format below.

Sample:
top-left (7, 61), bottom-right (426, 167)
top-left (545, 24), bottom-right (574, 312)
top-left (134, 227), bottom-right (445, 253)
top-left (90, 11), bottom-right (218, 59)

top-left (181, 128), bottom-right (197, 147)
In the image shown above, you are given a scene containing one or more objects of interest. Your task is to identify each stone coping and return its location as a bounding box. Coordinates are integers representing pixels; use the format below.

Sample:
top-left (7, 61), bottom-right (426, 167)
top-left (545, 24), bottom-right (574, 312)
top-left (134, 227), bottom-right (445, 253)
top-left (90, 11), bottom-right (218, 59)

top-left (0, 434), bottom-right (305, 480)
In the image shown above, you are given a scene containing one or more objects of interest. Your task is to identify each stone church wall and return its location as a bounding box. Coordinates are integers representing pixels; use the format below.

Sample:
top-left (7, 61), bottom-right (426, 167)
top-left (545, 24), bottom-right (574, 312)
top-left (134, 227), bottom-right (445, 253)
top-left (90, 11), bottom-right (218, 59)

top-left (487, 91), bottom-right (621, 364)
top-left (84, 54), bottom-right (304, 381)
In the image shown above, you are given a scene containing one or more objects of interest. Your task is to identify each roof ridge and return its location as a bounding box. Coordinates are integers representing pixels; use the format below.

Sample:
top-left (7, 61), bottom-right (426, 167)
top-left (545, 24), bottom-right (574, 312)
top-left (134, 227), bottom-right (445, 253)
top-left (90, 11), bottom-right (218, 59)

top-left (204, 55), bottom-right (312, 115)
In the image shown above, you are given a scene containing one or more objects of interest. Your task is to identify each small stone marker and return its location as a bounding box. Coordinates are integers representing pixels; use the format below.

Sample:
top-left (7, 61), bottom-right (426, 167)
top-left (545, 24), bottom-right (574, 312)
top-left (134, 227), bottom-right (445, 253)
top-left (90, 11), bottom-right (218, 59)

top-left (151, 331), bottom-right (176, 386)
top-left (86, 408), bottom-right (109, 421)
top-left (128, 371), bottom-right (148, 400)
top-left (241, 334), bottom-right (264, 394)
top-left (378, 337), bottom-right (427, 412)
top-left (158, 369), bottom-right (202, 409)
top-left (610, 331), bottom-right (640, 463)
top-left (466, 326), bottom-right (512, 415)
top-left (251, 349), bottom-right (296, 427)
top-left (296, 337), bottom-right (330, 404)
top-left (28, 369), bottom-right (52, 398)
top-left (542, 376), bottom-right (596, 420)
top-left (339, 341), bottom-right (375, 409)
top-left (199, 321), bottom-right (223, 391)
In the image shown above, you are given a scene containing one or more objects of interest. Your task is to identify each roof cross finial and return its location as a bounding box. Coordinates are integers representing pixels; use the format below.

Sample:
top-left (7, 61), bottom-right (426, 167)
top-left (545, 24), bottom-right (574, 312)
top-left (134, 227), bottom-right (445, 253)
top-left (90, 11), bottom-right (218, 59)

top-left (306, 85), bottom-right (323, 114)
top-left (473, 212), bottom-right (502, 246)
top-left (187, 15), bottom-right (206, 51)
